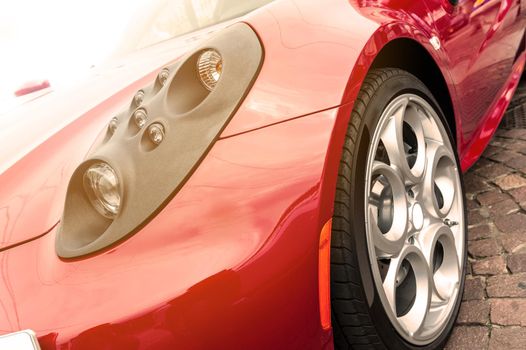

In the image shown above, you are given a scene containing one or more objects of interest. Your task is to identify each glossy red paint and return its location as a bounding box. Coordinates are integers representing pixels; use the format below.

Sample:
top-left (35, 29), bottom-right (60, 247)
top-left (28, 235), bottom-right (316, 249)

top-left (461, 52), bottom-right (526, 170)
top-left (0, 108), bottom-right (340, 349)
top-left (221, 0), bottom-right (379, 137)
top-left (425, 0), bottom-right (526, 162)
top-left (0, 0), bottom-right (524, 348)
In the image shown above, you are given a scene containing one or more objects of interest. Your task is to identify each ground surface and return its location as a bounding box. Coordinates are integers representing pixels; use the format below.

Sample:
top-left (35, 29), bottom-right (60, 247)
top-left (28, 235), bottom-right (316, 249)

top-left (445, 127), bottom-right (526, 349)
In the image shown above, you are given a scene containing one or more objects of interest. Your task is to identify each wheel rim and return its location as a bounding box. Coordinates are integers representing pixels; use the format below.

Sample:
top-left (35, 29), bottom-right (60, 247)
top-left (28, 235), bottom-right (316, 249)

top-left (364, 94), bottom-right (465, 345)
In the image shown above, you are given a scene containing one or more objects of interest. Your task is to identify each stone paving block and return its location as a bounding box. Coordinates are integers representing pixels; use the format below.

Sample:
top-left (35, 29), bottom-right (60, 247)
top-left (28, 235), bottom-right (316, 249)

top-left (495, 174), bottom-right (526, 191)
top-left (505, 155), bottom-right (526, 170)
top-left (472, 158), bottom-right (495, 171)
top-left (467, 199), bottom-right (480, 210)
top-left (487, 150), bottom-right (519, 164)
top-left (487, 273), bottom-right (526, 298)
top-left (445, 326), bottom-right (489, 350)
top-left (494, 213), bottom-right (526, 233)
top-left (475, 163), bottom-right (510, 179)
top-left (490, 299), bottom-right (526, 326)
top-left (508, 254), bottom-right (526, 273)
top-left (465, 174), bottom-right (494, 194)
top-left (499, 129), bottom-right (526, 140)
top-left (468, 238), bottom-right (501, 258)
top-left (457, 300), bottom-right (490, 325)
top-left (469, 224), bottom-right (492, 241)
top-left (463, 277), bottom-right (486, 301)
top-left (477, 191), bottom-right (510, 206)
top-left (489, 327), bottom-right (526, 350)
top-left (508, 186), bottom-right (526, 202)
top-left (499, 233), bottom-right (526, 253)
top-left (471, 256), bottom-right (507, 275)
top-left (503, 139), bottom-right (526, 152)
top-left (482, 145), bottom-right (502, 158)
top-left (469, 210), bottom-right (488, 226)
top-left (487, 199), bottom-right (519, 217)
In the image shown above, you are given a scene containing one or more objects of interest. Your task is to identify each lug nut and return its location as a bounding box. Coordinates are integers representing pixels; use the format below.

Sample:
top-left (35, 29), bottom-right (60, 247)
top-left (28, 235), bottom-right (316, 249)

top-left (444, 219), bottom-right (458, 227)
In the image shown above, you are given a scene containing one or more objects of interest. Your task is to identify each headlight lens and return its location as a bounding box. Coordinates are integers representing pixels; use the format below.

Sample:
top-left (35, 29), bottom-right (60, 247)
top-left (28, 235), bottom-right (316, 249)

top-left (197, 49), bottom-right (222, 91)
top-left (83, 162), bottom-right (121, 219)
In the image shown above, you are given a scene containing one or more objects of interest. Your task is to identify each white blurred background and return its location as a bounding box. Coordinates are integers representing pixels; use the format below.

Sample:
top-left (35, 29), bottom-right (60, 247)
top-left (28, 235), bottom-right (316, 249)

top-left (0, 0), bottom-right (271, 112)
top-left (0, 0), bottom-right (147, 102)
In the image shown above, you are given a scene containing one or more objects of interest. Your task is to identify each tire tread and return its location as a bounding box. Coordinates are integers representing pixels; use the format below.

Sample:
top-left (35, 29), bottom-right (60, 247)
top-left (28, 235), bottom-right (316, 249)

top-left (331, 68), bottom-right (407, 349)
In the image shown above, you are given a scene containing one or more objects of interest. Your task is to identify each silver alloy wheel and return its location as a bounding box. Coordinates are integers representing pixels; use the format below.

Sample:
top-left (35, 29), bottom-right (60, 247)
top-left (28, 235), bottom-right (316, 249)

top-left (364, 94), bottom-right (465, 345)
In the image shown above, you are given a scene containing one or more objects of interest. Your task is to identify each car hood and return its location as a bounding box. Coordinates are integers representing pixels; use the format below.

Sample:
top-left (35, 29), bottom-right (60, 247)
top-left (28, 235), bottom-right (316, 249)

top-left (0, 24), bottom-right (230, 251)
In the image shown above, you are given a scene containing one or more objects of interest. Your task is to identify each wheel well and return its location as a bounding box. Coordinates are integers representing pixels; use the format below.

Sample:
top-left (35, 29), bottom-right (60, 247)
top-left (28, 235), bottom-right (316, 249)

top-left (370, 38), bottom-right (456, 144)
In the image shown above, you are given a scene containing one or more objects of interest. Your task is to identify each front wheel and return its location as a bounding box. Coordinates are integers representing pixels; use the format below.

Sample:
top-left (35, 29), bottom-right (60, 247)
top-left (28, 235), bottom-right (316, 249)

top-left (331, 68), bottom-right (466, 349)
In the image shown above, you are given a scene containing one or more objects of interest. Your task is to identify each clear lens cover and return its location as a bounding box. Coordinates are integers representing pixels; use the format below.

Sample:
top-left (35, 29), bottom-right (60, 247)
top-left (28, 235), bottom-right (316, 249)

top-left (134, 109), bottom-right (148, 128)
top-left (197, 49), bottom-right (222, 91)
top-left (108, 117), bottom-right (118, 134)
top-left (148, 123), bottom-right (165, 145)
top-left (83, 162), bottom-right (121, 219)
top-left (158, 68), bottom-right (170, 86)
top-left (134, 90), bottom-right (145, 106)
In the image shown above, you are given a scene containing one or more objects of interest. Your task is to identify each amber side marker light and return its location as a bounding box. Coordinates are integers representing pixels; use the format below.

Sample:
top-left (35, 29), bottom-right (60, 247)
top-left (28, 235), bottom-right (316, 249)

top-left (319, 218), bottom-right (333, 331)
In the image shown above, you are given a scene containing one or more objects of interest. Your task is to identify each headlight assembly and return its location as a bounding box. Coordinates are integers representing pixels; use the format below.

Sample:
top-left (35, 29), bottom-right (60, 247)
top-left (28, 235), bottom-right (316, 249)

top-left (83, 162), bottom-right (122, 219)
top-left (56, 23), bottom-right (263, 258)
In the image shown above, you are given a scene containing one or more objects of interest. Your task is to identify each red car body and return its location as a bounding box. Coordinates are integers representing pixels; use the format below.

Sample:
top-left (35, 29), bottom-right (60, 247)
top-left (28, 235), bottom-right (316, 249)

top-left (0, 0), bottom-right (524, 349)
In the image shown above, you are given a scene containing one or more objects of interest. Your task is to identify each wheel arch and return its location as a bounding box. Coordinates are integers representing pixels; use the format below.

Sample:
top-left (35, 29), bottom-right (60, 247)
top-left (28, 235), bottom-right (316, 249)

top-left (369, 38), bottom-right (457, 146)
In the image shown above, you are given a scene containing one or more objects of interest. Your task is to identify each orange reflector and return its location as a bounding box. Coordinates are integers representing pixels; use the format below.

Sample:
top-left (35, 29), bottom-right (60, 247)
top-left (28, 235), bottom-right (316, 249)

top-left (319, 218), bottom-right (332, 331)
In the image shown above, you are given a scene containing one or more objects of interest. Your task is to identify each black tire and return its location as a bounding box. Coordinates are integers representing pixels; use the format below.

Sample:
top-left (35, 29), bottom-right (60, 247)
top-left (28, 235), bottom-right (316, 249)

top-left (330, 68), bottom-right (467, 350)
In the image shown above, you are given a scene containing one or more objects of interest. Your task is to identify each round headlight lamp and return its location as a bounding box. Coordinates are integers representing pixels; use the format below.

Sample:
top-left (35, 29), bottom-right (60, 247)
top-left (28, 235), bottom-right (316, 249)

top-left (83, 162), bottom-right (121, 219)
top-left (197, 49), bottom-right (222, 91)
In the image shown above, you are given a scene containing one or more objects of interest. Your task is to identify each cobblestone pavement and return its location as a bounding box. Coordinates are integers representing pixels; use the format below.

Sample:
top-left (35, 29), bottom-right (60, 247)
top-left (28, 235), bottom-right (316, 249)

top-left (445, 128), bottom-right (526, 350)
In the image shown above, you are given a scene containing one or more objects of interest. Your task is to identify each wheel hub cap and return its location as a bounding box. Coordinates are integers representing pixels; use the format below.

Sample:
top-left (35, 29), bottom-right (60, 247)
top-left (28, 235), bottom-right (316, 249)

top-left (411, 202), bottom-right (424, 231)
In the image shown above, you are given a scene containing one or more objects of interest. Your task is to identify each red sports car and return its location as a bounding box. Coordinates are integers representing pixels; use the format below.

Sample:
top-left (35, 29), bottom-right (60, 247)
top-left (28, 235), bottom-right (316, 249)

top-left (0, 0), bottom-right (525, 349)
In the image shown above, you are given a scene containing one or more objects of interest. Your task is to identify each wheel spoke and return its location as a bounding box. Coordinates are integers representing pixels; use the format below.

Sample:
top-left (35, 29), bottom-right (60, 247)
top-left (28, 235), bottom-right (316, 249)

top-left (381, 246), bottom-right (432, 336)
top-left (368, 161), bottom-right (408, 255)
top-left (402, 103), bottom-right (426, 178)
top-left (382, 255), bottom-right (399, 314)
top-left (398, 248), bottom-right (432, 337)
top-left (379, 99), bottom-right (410, 177)
top-left (369, 208), bottom-right (403, 256)
top-left (418, 223), bottom-right (461, 300)
top-left (422, 141), bottom-right (457, 219)
top-left (379, 97), bottom-right (425, 184)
